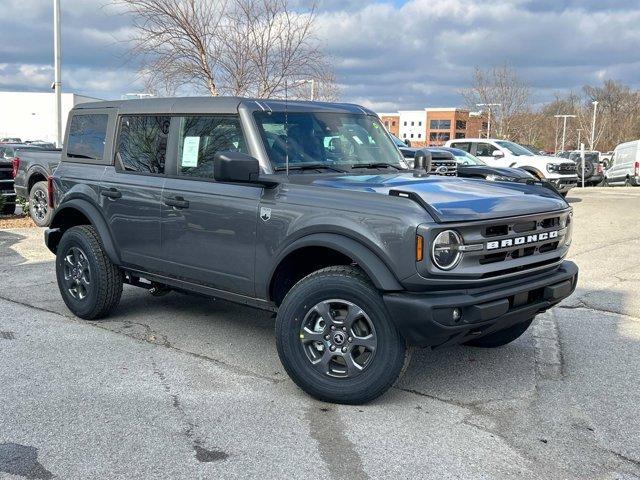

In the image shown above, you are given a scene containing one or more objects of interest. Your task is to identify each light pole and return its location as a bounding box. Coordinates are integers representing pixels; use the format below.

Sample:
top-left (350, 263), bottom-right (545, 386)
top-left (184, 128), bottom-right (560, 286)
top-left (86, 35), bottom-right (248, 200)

top-left (590, 100), bottom-right (598, 150)
top-left (53, 0), bottom-right (62, 147)
top-left (576, 128), bottom-right (582, 150)
top-left (554, 114), bottom-right (576, 152)
top-left (477, 103), bottom-right (501, 138)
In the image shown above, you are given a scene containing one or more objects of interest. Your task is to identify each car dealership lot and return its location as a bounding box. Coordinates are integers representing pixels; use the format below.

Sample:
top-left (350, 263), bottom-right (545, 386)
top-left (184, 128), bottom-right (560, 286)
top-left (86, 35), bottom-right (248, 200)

top-left (1, 188), bottom-right (639, 479)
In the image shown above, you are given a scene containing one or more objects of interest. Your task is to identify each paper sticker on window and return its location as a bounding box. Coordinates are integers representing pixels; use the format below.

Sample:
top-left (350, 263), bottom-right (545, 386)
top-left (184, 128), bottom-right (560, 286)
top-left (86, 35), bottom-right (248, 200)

top-left (182, 136), bottom-right (200, 167)
top-left (352, 136), bottom-right (364, 145)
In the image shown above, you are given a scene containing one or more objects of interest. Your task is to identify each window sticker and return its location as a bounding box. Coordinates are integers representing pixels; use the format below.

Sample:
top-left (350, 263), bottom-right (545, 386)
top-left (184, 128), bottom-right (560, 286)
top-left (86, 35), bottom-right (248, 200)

top-left (182, 136), bottom-right (200, 167)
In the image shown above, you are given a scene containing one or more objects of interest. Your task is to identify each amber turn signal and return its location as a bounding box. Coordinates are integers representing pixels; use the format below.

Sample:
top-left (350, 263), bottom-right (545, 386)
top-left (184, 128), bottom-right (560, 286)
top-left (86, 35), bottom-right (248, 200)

top-left (416, 235), bottom-right (424, 262)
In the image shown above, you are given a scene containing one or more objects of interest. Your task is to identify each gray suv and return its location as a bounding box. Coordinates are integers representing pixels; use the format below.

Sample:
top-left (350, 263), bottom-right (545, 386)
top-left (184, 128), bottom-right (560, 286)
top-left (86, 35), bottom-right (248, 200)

top-left (45, 97), bottom-right (578, 404)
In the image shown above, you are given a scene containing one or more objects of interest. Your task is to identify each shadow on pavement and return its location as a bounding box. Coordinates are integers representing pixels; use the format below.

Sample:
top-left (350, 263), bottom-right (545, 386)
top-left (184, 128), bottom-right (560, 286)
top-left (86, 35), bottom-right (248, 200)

top-left (0, 230), bottom-right (29, 267)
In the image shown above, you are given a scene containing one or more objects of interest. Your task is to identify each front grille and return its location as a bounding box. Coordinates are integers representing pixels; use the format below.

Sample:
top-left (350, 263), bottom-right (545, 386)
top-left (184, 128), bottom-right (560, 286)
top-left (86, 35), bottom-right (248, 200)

top-left (558, 162), bottom-right (576, 173)
top-left (429, 159), bottom-right (457, 176)
top-left (421, 210), bottom-right (571, 281)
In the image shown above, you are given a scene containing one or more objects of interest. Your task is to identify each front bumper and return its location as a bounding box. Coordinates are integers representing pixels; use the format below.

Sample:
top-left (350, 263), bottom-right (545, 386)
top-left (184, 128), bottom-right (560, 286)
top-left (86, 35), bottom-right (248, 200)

top-left (549, 176), bottom-right (578, 192)
top-left (383, 261), bottom-right (578, 347)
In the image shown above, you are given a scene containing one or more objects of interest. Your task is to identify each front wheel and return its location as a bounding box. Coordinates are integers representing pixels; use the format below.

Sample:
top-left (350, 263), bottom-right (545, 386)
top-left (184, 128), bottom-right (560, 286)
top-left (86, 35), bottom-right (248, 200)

top-left (276, 266), bottom-right (408, 404)
top-left (464, 318), bottom-right (533, 348)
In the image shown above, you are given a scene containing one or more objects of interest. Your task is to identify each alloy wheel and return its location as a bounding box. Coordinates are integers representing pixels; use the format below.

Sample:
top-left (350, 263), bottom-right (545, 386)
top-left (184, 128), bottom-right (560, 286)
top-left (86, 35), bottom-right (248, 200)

top-left (62, 246), bottom-right (91, 300)
top-left (299, 299), bottom-right (377, 378)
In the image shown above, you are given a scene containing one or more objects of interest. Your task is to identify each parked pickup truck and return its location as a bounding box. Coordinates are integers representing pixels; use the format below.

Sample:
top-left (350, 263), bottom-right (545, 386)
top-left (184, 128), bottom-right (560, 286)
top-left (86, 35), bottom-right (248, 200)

top-left (13, 149), bottom-right (62, 225)
top-left (445, 138), bottom-right (578, 196)
top-left (45, 98), bottom-right (578, 404)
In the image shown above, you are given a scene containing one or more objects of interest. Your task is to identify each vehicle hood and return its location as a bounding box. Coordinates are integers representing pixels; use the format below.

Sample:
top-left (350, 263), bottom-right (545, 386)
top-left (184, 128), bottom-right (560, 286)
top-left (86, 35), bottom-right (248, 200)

top-left (311, 173), bottom-right (567, 223)
top-left (511, 154), bottom-right (567, 166)
top-left (457, 165), bottom-right (533, 179)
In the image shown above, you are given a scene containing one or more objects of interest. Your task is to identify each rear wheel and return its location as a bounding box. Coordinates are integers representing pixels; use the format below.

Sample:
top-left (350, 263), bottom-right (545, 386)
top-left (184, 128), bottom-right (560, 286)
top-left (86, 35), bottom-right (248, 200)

top-left (276, 266), bottom-right (408, 404)
top-left (464, 318), bottom-right (533, 348)
top-left (55, 225), bottom-right (123, 319)
top-left (29, 181), bottom-right (52, 227)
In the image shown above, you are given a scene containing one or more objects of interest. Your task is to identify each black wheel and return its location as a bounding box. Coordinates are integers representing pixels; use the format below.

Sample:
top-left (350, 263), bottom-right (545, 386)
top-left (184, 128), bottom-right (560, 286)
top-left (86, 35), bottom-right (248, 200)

top-left (276, 266), bottom-right (408, 404)
top-left (464, 318), bottom-right (533, 348)
top-left (29, 181), bottom-right (52, 227)
top-left (1, 202), bottom-right (15, 215)
top-left (55, 225), bottom-right (123, 319)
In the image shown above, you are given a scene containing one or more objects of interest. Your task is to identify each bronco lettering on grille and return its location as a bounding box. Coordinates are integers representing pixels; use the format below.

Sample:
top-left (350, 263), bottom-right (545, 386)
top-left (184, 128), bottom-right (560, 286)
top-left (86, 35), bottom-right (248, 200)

top-left (486, 230), bottom-right (559, 250)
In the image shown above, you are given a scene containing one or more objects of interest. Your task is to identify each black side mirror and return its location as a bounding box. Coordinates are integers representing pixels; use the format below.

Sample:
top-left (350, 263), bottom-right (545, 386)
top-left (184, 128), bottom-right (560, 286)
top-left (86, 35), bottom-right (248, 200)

top-left (213, 151), bottom-right (278, 187)
top-left (413, 149), bottom-right (432, 173)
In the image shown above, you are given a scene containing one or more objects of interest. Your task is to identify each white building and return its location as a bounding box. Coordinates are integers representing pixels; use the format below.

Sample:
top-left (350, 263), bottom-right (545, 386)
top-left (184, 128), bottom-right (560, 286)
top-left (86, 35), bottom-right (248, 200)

top-left (398, 110), bottom-right (427, 143)
top-left (0, 91), bottom-right (101, 144)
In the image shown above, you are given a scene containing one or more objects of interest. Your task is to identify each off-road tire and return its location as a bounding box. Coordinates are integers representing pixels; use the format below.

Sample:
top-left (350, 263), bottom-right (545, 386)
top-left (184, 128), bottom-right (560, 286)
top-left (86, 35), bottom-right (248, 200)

top-left (276, 266), bottom-right (408, 404)
top-left (464, 318), bottom-right (533, 348)
top-left (56, 225), bottom-right (123, 320)
top-left (29, 181), bottom-right (52, 227)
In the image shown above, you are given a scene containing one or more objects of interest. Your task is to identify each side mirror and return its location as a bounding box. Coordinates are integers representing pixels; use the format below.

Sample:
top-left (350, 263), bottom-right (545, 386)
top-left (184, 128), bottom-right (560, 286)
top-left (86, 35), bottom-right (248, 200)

top-left (413, 149), bottom-right (432, 173)
top-left (492, 150), bottom-right (504, 158)
top-left (213, 151), bottom-right (278, 187)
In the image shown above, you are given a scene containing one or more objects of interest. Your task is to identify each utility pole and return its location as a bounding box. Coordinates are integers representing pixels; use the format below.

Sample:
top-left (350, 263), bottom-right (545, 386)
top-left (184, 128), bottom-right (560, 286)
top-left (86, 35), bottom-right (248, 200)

top-left (590, 100), bottom-right (599, 150)
top-left (477, 103), bottom-right (501, 138)
top-left (554, 114), bottom-right (576, 152)
top-left (53, 0), bottom-right (62, 147)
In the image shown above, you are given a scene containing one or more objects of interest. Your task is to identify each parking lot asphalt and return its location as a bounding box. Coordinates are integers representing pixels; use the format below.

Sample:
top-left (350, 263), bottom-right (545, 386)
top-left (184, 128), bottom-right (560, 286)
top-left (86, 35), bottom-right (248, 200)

top-left (1, 187), bottom-right (639, 479)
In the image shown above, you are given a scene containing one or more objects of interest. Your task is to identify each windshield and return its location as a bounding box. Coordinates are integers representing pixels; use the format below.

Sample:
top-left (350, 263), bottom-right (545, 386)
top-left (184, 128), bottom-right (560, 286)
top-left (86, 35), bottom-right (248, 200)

top-left (451, 150), bottom-right (486, 166)
top-left (253, 111), bottom-right (404, 171)
top-left (496, 140), bottom-right (534, 156)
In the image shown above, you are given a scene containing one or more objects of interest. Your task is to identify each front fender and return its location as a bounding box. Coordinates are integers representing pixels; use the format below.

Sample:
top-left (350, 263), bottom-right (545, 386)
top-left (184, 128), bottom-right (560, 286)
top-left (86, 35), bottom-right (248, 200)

top-left (264, 232), bottom-right (403, 298)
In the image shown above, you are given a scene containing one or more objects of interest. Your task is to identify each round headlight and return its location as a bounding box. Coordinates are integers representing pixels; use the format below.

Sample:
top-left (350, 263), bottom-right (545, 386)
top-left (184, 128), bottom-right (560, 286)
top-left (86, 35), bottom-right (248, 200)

top-left (431, 230), bottom-right (463, 270)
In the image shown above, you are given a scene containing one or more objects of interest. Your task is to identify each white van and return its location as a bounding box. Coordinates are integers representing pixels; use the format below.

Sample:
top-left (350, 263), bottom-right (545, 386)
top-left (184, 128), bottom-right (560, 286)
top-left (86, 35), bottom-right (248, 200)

top-left (604, 140), bottom-right (640, 186)
top-left (445, 138), bottom-right (578, 195)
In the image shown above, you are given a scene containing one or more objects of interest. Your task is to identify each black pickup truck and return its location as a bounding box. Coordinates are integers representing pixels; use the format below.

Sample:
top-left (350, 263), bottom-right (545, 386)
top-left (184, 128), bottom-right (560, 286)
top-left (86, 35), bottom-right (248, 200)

top-left (45, 97), bottom-right (578, 404)
top-left (12, 148), bottom-right (61, 225)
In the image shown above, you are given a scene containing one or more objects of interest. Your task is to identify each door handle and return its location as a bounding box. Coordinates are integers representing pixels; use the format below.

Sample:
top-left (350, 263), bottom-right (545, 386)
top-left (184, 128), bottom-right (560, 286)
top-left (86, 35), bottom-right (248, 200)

top-left (101, 188), bottom-right (122, 199)
top-left (164, 196), bottom-right (189, 209)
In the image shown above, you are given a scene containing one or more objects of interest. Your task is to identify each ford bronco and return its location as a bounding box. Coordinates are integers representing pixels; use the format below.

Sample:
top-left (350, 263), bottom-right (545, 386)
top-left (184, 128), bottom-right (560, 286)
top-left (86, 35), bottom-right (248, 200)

top-left (45, 98), bottom-right (578, 404)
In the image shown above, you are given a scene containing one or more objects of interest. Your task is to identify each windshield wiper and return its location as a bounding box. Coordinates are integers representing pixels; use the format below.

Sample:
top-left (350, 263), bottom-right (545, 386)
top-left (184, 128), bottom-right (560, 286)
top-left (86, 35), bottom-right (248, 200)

top-left (351, 162), bottom-right (402, 170)
top-left (274, 164), bottom-right (346, 173)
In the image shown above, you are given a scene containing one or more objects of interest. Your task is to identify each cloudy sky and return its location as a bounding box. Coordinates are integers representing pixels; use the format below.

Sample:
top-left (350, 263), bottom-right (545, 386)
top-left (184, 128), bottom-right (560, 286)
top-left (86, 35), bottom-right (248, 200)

top-left (1, 0), bottom-right (639, 111)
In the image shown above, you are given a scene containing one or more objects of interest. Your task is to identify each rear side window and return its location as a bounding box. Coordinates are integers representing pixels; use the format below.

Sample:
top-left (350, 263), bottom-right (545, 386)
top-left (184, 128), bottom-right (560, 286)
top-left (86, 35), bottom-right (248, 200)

top-left (176, 115), bottom-right (247, 178)
top-left (116, 115), bottom-right (170, 174)
top-left (450, 142), bottom-right (470, 152)
top-left (67, 114), bottom-right (108, 160)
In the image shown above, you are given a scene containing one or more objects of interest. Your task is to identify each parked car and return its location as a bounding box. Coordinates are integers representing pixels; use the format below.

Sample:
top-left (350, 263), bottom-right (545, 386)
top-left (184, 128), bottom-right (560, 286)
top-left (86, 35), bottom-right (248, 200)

top-left (0, 143), bottom-right (47, 215)
top-left (27, 141), bottom-right (57, 149)
top-left (391, 134), bottom-right (417, 158)
top-left (555, 151), bottom-right (603, 186)
top-left (12, 146), bottom-right (62, 225)
top-left (390, 135), bottom-right (457, 175)
top-left (445, 138), bottom-right (578, 196)
top-left (0, 137), bottom-right (22, 143)
top-left (604, 140), bottom-right (640, 186)
top-left (46, 97), bottom-right (578, 404)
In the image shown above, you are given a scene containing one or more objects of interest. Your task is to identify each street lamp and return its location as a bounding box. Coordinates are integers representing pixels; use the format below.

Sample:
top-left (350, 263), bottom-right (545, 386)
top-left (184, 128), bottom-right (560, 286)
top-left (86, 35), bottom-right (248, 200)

top-left (477, 103), bottom-right (501, 138)
top-left (590, 101), bottom-right (599, 150)
top-left (554, 114), bottom-right (576, 153)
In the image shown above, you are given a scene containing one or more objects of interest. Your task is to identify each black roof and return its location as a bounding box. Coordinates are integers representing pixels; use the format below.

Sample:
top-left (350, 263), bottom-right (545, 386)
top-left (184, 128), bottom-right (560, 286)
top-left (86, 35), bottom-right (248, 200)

top-left (74, 96), bottom-right (375, 115)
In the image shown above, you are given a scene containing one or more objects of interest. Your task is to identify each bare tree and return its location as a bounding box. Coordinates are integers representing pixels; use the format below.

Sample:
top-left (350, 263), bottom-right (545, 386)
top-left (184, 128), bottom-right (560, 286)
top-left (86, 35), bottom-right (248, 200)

top-left (461, 66), bottom-right (531, 138)
top-left (118, 0), bottom-right (338, 100)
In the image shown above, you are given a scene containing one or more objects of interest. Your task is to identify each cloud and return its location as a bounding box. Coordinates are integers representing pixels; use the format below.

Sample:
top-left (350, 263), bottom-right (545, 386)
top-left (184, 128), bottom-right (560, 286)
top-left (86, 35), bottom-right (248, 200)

top-left (0, 0), bottom-right (639, 109)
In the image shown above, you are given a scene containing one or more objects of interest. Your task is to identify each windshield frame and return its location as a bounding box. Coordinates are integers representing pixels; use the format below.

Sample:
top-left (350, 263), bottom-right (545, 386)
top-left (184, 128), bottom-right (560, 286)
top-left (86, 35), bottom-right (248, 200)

top-left (252, 110), bottom-right (406, 174)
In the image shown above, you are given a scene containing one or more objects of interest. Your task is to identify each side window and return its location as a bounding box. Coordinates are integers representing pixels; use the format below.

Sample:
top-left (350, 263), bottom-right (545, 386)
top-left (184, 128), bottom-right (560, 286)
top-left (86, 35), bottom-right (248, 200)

top-left (67, 114), bottom-right (108, 160)
top-left (116, 115), bottom-right (170, 174)
top-left (450, 142), bottom-right (470, 152)
top-left (476, 142), bottom-right (497, 156)
top-left (177, 115), bottom-right (247, 178)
